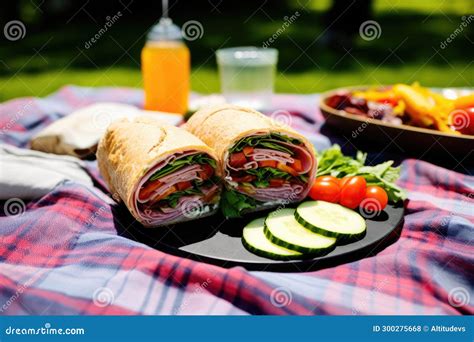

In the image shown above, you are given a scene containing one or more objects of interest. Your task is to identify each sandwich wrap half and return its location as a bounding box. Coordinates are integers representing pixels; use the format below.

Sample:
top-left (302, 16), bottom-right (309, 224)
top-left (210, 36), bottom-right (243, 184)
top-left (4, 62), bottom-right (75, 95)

top-left (97, 117), bottom-right (221, 227)
top-left (186, 104), bottom-right (317, 217)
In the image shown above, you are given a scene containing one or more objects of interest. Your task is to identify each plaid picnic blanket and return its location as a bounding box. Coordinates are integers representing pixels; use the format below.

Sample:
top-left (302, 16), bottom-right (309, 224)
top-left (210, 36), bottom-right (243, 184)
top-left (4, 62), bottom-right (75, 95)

top-left (0, 86), bottom-right (473, 315)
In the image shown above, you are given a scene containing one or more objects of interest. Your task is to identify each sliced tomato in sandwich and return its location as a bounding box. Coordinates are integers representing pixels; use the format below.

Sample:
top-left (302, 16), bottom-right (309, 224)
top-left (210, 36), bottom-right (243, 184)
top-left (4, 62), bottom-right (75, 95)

top-left (138, 179), bottom-right (162, 201)
top-left (269, 178), bottom-right (286, 187)
top-left (232, 174), bottom-right (256, 183)
top-left (276, 162), bottom-right (298, 177)
top-left (229, 152), bottom-right (247, 167)
top-left (258, 160), bottom-right (277, 168)
top-left (290, 159), bottom-right (303, 172)
top-left (198, 164), bottom-right (214, 180)
top-left (242, 146), bottom-right (254, 156)
top-left (149, 185), bottom-right (177, 204)
top-left (176, 181), bottom-right (193, 191)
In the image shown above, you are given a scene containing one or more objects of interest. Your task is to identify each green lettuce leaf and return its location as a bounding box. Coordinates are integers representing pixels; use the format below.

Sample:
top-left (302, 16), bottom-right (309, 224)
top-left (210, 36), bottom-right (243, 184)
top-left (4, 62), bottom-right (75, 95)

top-left (257, 141), bottom-right (293, 154)
top-left (230, 133), bottom-right (301, 154)
top-left (246, 167), bottom-right (292, 180)
top-left (254, 180), bottom-right (270, 188)
top-left (164, 187), bottom-right (202, 208)
top-left (149, 153), bottom-right (216, 182)
top-left (316, 145), bottom-right (362, 177)
top-left (220, 189), bottom-right (259, 218)
top-left (246, 166), bottom-right (308, 186)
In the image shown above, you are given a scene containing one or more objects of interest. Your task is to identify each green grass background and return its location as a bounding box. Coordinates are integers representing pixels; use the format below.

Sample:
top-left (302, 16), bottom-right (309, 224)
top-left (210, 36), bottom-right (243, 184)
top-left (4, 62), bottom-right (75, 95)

top-left (0, 0), bottom-right (472, 102)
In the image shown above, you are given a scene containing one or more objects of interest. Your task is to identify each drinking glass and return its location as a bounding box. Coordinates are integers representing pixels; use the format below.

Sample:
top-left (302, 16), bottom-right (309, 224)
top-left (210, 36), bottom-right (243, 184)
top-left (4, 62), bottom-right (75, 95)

top-left (216, 47), bottom-right (278, 110)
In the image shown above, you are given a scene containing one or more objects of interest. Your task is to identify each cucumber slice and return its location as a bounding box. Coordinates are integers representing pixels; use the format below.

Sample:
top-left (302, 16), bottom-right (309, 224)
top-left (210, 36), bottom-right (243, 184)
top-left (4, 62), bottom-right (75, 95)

top-left (264, 209), bottom-right (336, 255)
top-left (242, 218), bottom-right (303, 260)
top-left (295, 201), bottom-right (366, 240)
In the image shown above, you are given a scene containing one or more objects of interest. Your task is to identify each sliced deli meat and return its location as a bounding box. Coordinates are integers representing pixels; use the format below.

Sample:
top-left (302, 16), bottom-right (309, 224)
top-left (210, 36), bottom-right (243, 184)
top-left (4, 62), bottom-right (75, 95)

top-left (97, 117), bottom-right (221, 227)
top-left (137, 164), bottom-right (203, 203)
top-left (186, 104), bottom-right (317, 217)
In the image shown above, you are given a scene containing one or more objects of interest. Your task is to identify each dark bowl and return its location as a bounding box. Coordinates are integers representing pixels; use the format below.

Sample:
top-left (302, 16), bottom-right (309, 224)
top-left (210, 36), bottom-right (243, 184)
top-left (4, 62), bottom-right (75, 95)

top-left (319, 86), bottom-right (474, 160)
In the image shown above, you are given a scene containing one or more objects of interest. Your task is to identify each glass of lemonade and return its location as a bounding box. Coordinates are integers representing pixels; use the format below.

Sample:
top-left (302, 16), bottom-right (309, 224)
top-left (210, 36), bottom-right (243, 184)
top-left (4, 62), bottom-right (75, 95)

top-left (216, 47), bottom-right (278, 110)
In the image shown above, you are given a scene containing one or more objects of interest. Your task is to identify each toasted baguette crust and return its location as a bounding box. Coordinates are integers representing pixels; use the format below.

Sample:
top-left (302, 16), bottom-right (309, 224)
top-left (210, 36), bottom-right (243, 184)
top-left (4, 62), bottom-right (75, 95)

top-left (97, 116), bottom-right (218, 226)
top-left (185, 104), bottom-right (317, 178)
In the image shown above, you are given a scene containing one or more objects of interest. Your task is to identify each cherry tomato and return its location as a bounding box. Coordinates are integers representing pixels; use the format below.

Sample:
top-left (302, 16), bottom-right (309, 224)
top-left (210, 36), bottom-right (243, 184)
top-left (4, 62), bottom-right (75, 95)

top-left (339, 176), bottom-right (366, 209)
top-left (339, 176), bottom-right (351, 189)
top-left (309, 181), bottom-right (341, 203)
top-left (461, 107), bottom-right (474, 135)
top-left (316, 175), bottom-right (339, 185)
top-left (362, 185), bottom-right (388, 211)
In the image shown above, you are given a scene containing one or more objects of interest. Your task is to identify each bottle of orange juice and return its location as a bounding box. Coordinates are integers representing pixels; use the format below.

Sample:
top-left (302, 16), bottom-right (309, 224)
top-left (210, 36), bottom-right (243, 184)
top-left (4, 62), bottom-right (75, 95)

top-left (141, 8), bottom-right (190, 114)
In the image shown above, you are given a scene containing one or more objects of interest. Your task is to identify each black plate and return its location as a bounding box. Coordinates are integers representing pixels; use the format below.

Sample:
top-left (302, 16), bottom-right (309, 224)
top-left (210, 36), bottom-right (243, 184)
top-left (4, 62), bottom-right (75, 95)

top-left (128, 203), bottom-right (404, 272)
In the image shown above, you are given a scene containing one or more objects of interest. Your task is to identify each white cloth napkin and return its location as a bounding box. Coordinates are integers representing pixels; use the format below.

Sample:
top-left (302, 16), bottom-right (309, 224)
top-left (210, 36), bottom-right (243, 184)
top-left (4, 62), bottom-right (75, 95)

top-left (30, 102), bottom-right (182, 158)
top-left (0, 144), bottom-right (93, 200)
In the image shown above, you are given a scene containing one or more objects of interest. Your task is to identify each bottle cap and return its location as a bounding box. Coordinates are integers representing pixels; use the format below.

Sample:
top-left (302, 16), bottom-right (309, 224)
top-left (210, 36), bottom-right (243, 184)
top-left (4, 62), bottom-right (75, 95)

top-left (147, 17), bottom-right (182, 41)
